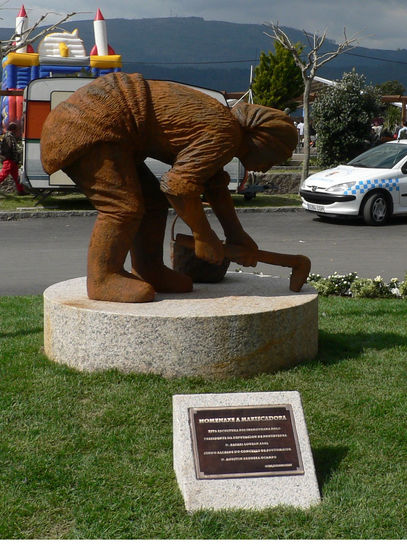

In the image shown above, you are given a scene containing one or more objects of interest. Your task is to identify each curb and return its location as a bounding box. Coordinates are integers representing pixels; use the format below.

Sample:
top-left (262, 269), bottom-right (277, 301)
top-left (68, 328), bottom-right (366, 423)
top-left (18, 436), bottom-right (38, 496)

top-left (0, 210), bottom-right (97, 221)
top-left (0, 206), bottom-right (303, 221)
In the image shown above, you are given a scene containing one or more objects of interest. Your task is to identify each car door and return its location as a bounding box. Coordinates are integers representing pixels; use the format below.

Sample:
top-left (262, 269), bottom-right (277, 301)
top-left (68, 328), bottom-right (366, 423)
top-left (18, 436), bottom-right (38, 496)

top-left (399, 159), bottom-right (407, 207)
top-left (399, 170), bottom-right (407, 207)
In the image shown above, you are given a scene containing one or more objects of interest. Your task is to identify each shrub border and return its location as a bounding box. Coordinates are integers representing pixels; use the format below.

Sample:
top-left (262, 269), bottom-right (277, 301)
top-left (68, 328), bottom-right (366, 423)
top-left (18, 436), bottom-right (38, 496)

top-left (307, 272), bottom-right (407, 298)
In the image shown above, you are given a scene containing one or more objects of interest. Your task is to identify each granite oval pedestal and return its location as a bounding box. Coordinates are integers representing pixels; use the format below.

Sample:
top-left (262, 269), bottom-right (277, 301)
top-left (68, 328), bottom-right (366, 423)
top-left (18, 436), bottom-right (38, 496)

top-left (44, 273), bottom-right (318, 379)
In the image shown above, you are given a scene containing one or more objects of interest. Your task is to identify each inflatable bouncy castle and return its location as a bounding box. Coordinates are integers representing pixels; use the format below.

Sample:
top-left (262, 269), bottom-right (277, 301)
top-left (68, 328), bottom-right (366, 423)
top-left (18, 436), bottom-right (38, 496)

top-left (1, 6), bottom-right (121, 131)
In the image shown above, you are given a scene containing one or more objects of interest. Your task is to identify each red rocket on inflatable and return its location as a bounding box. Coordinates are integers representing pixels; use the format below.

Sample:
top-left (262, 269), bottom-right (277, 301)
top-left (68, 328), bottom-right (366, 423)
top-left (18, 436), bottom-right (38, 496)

top-left (15, 4), bottom-right (34, 53)
top-left (90, 8), bottom-right (116, 56)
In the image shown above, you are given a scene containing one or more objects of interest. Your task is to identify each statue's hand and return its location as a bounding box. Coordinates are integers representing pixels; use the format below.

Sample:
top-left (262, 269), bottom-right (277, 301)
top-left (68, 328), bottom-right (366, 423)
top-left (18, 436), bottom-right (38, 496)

top-left (226, 231), bottom-right (258, 267)
top-left (194, 230), bottom-right (225, 265)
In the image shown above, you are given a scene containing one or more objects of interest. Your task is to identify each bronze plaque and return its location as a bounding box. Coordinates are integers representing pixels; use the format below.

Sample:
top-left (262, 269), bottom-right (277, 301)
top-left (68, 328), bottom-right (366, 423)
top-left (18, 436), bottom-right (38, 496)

top-left (189, 405), bottom-right (304, 479)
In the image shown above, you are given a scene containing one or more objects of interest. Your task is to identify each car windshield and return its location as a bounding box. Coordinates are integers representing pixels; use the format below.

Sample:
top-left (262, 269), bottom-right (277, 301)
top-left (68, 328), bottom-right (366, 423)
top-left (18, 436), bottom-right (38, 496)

top-left (347, 143), bottom-right (407, 169)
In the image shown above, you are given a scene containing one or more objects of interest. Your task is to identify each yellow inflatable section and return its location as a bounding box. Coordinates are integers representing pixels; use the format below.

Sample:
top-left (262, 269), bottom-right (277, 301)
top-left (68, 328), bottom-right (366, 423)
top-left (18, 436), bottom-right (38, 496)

top-left (3, 52), bottom-right (39, 67)
top-left (90, 55), bottom-right (122, 69)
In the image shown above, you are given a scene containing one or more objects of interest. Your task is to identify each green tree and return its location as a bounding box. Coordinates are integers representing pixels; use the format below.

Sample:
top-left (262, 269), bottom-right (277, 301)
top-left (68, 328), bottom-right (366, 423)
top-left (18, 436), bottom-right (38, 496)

top-left (252, 42), bottom-right (304, 111)
top-left (312, 70), bottom-right (382, 166)
top-left (264, 23), bottom-right (358, 182)
top-left (376, 80), bottom-right (405, 96)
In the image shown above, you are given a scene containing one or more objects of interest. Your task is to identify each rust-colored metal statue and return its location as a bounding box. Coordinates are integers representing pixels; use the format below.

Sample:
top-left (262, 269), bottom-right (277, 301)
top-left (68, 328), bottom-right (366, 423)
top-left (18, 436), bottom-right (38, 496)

top-left (41, 72), bottom-right (306, 303)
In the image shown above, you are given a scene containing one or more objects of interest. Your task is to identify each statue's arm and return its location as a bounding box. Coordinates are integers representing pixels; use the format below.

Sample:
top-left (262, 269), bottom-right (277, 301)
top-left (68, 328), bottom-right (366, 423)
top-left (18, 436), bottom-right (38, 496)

top-left (204, 171), bottom-right (258, 267)
top-left (165, 192), bottom-right (224, 265)
top-left (161, 133), bottom-right (238, 265)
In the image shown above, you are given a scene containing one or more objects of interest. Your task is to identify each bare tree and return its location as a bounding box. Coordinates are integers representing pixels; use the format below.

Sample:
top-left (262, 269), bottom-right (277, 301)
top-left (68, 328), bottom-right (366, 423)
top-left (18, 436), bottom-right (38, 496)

top-left (1, 10), bottom-right (76, 58)
top-left (264, 22), bottom-right (358, 182)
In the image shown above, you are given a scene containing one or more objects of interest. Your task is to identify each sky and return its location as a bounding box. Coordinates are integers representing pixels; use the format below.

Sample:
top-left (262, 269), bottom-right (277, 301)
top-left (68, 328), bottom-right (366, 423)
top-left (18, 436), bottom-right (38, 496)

top-left (1, 0), bottom-right (407, 51)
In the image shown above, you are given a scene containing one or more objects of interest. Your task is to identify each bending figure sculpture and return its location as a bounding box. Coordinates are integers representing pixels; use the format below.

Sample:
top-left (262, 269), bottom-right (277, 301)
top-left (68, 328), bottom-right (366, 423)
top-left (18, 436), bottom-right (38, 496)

top-left (40, 72), bottom-right (303, 303)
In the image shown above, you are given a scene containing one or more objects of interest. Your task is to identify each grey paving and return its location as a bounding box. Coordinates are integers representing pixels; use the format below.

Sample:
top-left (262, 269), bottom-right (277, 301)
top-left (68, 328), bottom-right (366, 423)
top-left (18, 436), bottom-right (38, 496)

top-left (1, 209), bottom-right (407, 295)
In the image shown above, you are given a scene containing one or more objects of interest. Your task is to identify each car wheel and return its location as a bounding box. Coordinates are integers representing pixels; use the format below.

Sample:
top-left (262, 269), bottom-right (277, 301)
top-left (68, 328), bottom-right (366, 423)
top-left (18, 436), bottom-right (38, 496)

top-left (362, 192), bottom-right (390, 225)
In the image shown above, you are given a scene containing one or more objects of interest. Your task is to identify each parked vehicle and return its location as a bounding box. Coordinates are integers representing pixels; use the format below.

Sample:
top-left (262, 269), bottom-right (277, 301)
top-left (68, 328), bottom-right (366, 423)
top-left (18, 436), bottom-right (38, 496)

top-left (21, 77), bottom-right (254, 199)
top-left (300, 141), bottom-right (407, 225)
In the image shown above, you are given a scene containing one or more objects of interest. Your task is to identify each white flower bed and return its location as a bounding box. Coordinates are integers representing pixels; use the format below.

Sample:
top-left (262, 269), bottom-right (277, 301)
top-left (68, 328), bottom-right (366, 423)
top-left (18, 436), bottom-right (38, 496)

top-left (308, 272), bottom-right (407, 298)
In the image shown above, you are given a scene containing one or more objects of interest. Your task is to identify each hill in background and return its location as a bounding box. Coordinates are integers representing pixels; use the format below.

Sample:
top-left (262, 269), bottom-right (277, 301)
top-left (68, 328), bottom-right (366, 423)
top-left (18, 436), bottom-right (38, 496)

top-left (1, 16), bottom-right (407, 92)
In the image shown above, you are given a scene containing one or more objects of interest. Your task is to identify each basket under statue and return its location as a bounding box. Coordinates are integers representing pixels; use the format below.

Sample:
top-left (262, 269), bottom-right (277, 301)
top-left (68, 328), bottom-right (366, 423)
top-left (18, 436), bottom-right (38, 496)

top-left (170, 216), bottom-right (311, 291)
top-left (170, 215), bottom-right (230, 283)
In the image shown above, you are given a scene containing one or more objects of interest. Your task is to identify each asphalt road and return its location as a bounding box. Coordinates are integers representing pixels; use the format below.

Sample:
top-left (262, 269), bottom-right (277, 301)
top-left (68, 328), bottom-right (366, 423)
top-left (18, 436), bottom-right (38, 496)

top-left (1, 209), bottom-right (407, 295)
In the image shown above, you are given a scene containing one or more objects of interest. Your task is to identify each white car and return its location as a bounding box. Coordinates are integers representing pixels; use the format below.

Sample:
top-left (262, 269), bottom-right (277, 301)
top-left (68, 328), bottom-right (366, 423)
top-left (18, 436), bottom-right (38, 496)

top-left (300, 141), bottom-right (407, 225)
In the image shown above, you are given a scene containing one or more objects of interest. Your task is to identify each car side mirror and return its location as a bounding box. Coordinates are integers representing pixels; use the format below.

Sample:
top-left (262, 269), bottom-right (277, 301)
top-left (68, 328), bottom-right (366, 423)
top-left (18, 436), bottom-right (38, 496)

top-left (401, 162), bottom-right (407, 174)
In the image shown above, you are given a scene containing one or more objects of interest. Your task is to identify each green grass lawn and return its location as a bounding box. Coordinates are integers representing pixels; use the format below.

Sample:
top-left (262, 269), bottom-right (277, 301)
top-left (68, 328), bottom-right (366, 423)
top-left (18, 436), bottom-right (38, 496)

top-left (1, 295), bottom-right (406, 539)
top-left (0, 192), bottom-right (301, 211)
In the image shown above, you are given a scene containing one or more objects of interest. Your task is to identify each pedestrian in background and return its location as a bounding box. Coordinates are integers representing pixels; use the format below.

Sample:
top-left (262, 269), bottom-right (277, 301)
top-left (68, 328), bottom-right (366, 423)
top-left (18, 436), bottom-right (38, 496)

top-left (397, 121), bottom-right (407, 141)
top-left (296, 118), bottom-right (304, 147)
top-left (0, 122), bottom-right (27, 195)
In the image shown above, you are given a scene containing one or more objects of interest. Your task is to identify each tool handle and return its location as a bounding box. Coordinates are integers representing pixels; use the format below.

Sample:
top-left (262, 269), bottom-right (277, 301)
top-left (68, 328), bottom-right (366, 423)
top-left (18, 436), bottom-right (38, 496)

top-left (174, 234), bottom-right (310, 292)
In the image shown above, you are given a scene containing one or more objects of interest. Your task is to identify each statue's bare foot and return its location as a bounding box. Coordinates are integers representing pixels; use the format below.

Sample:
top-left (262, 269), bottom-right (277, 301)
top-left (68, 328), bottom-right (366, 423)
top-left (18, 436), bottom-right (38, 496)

top-left (133, 265), bottom-right (193, 293)
top-left (87, 272), bottom-right (155, 303)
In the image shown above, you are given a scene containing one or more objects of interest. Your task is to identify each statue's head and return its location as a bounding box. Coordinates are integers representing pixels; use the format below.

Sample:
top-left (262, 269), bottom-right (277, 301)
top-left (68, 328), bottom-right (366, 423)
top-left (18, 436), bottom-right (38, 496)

top-left (231, 103), bottom-right (298, 171)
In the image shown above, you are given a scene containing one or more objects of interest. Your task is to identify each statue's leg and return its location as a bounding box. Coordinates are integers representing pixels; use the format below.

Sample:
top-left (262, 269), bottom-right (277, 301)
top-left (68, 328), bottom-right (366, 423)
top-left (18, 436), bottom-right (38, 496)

top-left (64, 144), bottom-right (155, 303)
top-left (130, 162), bottom-right (192, 293)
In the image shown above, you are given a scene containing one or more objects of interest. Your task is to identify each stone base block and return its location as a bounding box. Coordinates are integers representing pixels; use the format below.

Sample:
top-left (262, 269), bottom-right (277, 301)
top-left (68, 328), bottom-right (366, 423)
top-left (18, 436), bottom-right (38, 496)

top-left (173, 392), bottom-right (321, 511)
top-left (43, 273), bottom-right (318, 378)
